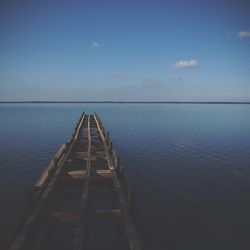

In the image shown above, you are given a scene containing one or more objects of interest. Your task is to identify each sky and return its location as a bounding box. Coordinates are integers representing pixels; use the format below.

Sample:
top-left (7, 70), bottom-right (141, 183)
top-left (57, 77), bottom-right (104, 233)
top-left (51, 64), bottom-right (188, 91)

top-left (0, 0), bottom-right (250, 102)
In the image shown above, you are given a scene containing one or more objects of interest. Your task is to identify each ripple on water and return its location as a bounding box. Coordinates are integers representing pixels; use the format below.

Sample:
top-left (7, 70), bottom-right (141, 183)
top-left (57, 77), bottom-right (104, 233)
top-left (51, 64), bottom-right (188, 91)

top-left (1, 104), bottom-right (250, 249)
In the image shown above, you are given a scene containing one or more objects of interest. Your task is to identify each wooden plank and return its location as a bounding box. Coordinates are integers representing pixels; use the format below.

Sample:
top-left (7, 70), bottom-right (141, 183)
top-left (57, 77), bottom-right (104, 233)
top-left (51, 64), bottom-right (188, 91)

top-left (73, 115), bottom-right (92, 250)
top-left (66, 169), bottom-right (111, 179)
top-left (92, 169), bottom-right (111, 177)
top-left (90, 209), bottom-right (121, 215)
top-left (66, 170), bottom-right (87, 178)
top-left (52, 211), bottom-right (80, 222)
top-left (34, 144), bottom-right (66, 189)
top-left (93, 113), bottom-right (142, 250)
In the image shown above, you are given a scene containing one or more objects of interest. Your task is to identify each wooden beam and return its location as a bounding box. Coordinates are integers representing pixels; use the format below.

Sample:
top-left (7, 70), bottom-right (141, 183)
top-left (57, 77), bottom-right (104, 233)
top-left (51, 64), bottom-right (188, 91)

top-left (66, 169), bottom-right (111, 179)
top-left (90, 209), bottom-right (121, 216)
top-left (66, 170), bottom-right (87, 178)
top-left (34, 144), bottom-right (66, 189)
top-left (73, 115), bottom-right (91, 250)
top-left (9, 114), bottom-right (86, 250)
top-left (52, 211), bottom-right (80, 222)
top-left (93, 113), bottom-right (141, 250)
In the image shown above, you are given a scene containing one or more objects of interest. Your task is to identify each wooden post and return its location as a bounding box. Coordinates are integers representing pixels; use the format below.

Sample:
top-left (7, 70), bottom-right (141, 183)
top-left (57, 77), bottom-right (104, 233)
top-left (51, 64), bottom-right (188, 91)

top-left (112, 150), bottom-right (120, 169)
top-left (112, 150), bottom-right (117, 168)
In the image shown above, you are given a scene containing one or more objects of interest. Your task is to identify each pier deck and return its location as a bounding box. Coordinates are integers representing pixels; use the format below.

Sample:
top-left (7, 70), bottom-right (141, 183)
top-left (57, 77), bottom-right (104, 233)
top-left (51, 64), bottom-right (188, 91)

top-left (9, 113), bottom-right (141, 250)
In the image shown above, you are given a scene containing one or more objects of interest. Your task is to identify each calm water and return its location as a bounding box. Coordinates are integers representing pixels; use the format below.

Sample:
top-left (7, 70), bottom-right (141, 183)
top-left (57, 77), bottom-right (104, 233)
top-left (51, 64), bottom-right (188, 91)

top-left (0, 103), bottom-right (250, 249)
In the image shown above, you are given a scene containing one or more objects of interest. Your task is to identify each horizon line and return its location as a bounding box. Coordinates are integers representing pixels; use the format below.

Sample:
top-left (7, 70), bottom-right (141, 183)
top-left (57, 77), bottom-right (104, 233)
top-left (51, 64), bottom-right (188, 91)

top-left (0, 101), bottom-right (250, 104)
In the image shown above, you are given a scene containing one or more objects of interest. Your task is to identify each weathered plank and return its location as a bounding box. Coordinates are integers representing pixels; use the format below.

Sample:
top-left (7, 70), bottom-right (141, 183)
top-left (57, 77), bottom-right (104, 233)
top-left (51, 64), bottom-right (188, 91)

top-left (73, 115), bottom-right (91, 250)
top-left (93, 113), bottom-right (142, 250)
top-left (34, 144), bottom-right (66, 189)
top-left (9, 113), bottom-right (85, 250)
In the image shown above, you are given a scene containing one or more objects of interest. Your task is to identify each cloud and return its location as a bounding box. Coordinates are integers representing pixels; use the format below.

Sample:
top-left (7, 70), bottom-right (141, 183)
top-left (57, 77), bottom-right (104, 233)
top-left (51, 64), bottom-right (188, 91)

top-left (172, 59), bottom-right (199, 69)
top-left (237, 30), bottom-right (250, 39)
top-left (90, 41), bottom-right (100, 48)
top-left (112, 74), bottom-right (127, 81)
top-left (138, 79), bottom-right (163, 88)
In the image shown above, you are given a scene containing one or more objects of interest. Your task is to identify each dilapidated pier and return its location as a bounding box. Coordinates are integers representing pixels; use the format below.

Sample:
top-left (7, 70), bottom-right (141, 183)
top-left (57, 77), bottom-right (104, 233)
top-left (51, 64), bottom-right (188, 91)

top-left (9, 113), bottom-right (141, 250)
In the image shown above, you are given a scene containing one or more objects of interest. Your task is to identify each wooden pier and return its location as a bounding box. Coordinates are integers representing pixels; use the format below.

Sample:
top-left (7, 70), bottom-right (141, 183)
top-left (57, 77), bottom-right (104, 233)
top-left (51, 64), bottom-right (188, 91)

top-left (9, 113), bottom-right (141, 250)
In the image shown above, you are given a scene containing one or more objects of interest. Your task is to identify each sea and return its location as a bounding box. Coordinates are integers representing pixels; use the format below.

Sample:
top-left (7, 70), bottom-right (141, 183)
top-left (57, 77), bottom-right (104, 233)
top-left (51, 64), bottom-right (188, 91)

top-left (0, 103), bottom-right (250, 250)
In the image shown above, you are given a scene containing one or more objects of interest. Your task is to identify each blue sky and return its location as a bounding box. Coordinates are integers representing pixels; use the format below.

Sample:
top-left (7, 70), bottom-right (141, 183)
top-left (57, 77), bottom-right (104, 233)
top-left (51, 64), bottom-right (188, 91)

top-left (0, 0), bottom-right (250, 101)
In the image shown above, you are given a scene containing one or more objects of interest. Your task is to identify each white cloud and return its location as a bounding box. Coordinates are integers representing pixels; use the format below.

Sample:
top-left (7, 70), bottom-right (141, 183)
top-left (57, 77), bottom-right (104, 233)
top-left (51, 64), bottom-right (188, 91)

top-left (90, 41), bottom-right (100, 48)
top-left (237, 30), bottom-right (250, 39)
top-left (172, 59), bottom-right (199, 69)
top-left (138, 79), bottom-right (162, 88)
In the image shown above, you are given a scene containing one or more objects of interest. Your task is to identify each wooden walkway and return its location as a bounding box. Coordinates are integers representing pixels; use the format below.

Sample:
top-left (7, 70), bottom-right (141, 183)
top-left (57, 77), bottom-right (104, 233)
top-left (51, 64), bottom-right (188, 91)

top-left (9, 113), bottom-right (141, 250)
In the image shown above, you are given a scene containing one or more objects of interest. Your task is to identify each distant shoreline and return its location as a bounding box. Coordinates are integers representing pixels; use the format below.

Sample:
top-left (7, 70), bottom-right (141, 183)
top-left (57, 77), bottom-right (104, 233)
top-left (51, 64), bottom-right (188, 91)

top-left (0, 101), bottom-right (250, 104)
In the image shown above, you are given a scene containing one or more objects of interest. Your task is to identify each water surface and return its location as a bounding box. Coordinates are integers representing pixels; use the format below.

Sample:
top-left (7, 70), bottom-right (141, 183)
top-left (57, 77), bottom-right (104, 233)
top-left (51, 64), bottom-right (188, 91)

top-left (0, 103), bottom-right (250, 249)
